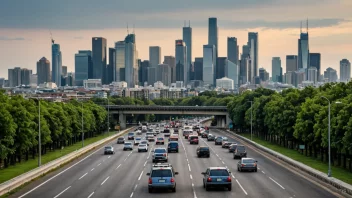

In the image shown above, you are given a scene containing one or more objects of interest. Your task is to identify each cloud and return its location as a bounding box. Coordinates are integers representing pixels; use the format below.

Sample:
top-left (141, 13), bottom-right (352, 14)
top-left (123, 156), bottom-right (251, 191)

top-left (0, 36), bottom-right (25, 41)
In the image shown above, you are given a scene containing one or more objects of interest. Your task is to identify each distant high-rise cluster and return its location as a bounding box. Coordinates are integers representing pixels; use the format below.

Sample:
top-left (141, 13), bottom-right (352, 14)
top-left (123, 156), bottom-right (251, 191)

top-left (5, 17), bottom-right (350, 90)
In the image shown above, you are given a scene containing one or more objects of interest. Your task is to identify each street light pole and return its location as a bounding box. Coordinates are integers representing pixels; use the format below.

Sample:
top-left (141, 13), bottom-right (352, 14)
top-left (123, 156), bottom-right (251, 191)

top-left (82, 102), bottom-right (84, 148)
top-left (321, 96), bottom-right (331, 177)
top-left (247, 101), bottom-right (253, 141)
top-left (107, 97), bottom-right (110, 135)
top-left (38, 97), bottom-right (41, 167)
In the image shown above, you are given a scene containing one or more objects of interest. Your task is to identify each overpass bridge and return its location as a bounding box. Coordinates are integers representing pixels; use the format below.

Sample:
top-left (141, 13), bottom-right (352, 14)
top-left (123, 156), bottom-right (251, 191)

top-left (104, 105), bottom-right (229, 129)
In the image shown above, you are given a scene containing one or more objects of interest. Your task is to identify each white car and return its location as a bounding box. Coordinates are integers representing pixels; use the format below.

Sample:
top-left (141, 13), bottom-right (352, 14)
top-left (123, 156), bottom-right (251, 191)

top-left (134, 137), bottom-right (142, 145)
top-left (136, 130), bottom-right (142, 135)
top-left (138, 143), bottom-right (148, 152)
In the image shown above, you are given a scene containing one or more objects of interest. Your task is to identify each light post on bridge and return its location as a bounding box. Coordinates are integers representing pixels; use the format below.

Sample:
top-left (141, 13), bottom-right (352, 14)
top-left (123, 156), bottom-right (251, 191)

top-left (81, 101), bottom-right (84, 148)
top-left (247, 101), bottom-right (253, 141)
top-left (38, 97), bottom-right (41, 167)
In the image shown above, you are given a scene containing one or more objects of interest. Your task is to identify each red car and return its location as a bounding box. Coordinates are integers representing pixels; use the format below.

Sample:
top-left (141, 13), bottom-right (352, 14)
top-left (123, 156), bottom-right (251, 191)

top-left (189, 135), bottom-right (199, 145)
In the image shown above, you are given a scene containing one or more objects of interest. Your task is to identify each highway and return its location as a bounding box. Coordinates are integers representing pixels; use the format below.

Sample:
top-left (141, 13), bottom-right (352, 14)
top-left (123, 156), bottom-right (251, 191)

top-left (11, 127), bottom-right (341, 198)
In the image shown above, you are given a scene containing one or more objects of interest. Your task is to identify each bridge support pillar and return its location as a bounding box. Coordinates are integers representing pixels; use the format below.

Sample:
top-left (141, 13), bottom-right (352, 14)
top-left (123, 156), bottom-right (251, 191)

top-left (221, 117), bottom-right (226, 128)
top-left (119, 113), bottom-right (126, 130)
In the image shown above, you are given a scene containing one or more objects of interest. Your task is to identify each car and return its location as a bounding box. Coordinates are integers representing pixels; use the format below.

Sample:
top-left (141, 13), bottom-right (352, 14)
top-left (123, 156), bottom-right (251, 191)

top-left (173, 129), bottom-right (179, 134)
top-left (237, 158), bottom-right (257, 172)
top-left (136, 130), bottom-right (143, 135)
top-left (221, 141), bottom-right (228, 148)
top-left (169, 134), bottom-right (179, 141)
top-left (197, 146), bottom-right (210, 158)
top-left (222, 137), bottom-right (229, 142)
top-left (222, 142), bottom-right (235, 148)
top-left (156, 137), bottom-right (165, 145)
top-left (134, 137), bottom-right (142, 145)
top-left (183, 129), bottom-right (193, 139)
top-left (168, 141), bottom-right (179, 153)
top-left (147, 134), bottom-right (155, 142)
top-left (189, 135), bottom-right (199, 144)
top-left (202, 167), bottom-right (232, 191)
top-left (201, 130), bottom-right (209, 138)
top-left (104, 146), bottom-right (115, 154)
top-left (148, 128), bottom-right (154, 133)
top-left (117, 137), bottom-right (125, 144)
top-left (152, 148), bottom-right (168, 163)
top-left (233, 145), bottom-right (247, 159)
top-left (146, 163), bottom-right (178, 193)
top-left (163, 129), bottom-right (171, 137)
top-left (123, 142), bottom-right (133, 150)
top-left (141, 140), bottom-right (149, 146)
top-left (138, 143), bottom-right (148, 152)
top-left (228, 144), bottom-right (237, 153)
top-left (128, 132), bottom-right (135, 140)
top-left (215, 137), bottom-right (223, 145)
top-left (207, 134), bottom-right (215, 141)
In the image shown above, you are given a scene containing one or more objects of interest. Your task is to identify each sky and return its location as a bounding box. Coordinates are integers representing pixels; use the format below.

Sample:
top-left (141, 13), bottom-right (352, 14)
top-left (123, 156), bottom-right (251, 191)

top-left (0, 0), bottom-right (352, 79)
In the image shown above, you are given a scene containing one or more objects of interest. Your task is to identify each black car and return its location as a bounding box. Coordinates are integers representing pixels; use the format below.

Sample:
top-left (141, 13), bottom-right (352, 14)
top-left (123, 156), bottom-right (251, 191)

top-left (197, 146), bottom-right (210, 158)
top-left (215, 137), bottom-right (223, 145)
top-left (104, 146), bottom-right (115, 154)
top-left (163, 129), bottom-right (171, 137)
top-left (228, 144), bottom-right (237, 153)
top-left (168, 141), bottom-right (179, 153)
top-left (233, 145), bottom-right (247, 159)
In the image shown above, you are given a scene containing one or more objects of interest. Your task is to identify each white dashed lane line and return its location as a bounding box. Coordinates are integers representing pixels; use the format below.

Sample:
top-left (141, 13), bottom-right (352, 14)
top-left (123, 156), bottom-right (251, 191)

top-left (91, 168), bottom-right (94, 172)
top-left (116, 164), bottom-right (121, 170)
top-left (188, 164), bottom-right (192, 171)
top-left (262, 171), bottom-right (266, 174)
top-left (190, 174), bottom-right (193, 179)
top-left (53, 186), bottom-right (71, 198)
top-left (143, 161), bottom-right (147, 167)
top-left (100, 176), bottom-right (110, 186)
top-left (97, 163), bottom-right (101, 167)
top-left (269, 177), bottom-right (285, 190)
top-left (108, 156), bottom-right (111, 159)
top-left (87, 191), bottom-right (94, 198)
top-left (130, 192), bottom-right (134, 198)
top-left (78, 173), bottom-right (88, 180)
top-left (138, 171), bottom-right (144, 181)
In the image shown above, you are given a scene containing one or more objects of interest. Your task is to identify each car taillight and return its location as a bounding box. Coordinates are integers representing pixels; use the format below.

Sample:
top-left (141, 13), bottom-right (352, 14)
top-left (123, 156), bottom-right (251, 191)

top-left (148, 178), bottom-right (152, 184)
top-left (207, 177), bottom-right (212, 182)
top-left (227, 176), bottom-right (231, 182)
top-left (163, 153), bottom-right (166, 156)
top-left (170, 178), bottom-right (175, 183)
top-left (241, 164), bottom-right (245, 167)
top-left (254, 163), bottom-right (257, 166)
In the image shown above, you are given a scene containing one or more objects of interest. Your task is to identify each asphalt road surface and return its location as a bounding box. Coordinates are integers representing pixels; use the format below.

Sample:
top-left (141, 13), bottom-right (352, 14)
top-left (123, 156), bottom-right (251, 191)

top-left (11, 128), bottom-right (341, 198)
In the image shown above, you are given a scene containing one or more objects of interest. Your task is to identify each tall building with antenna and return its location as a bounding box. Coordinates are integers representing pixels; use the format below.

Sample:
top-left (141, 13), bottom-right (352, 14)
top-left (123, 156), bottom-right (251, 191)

top-left (51, 34), bottom-right (62, 87)
top-left (298, 19), bottom-right (310, 72)
top-left (183, 20), bottom-right (192, 85)
top-left (124, 24), bottom-right (138, 87)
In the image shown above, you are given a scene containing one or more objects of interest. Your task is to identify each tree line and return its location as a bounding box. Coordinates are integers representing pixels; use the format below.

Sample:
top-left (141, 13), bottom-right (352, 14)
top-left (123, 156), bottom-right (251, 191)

top-left (227, 84), bottom-right (352, 172)
top-left (0, 92), bottom-right (107, 168)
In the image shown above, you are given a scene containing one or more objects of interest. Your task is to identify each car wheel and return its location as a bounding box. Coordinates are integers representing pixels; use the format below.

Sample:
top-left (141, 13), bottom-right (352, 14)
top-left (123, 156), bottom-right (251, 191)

top-left (148, 188), bottom-right (152, 193)
top-left (206, 185), bottom-right (210, 191)
top-left (207, 155), bottom-right (210, 158)
top-left (228, 185), bottom-right (232, 191)
top-left (172, 186), bottom-right (176, 192)
top-left (237, 167), bottom-right (240, 171)
top-left (203, 181), bottom-right (205, 188)
top-left (255, 168), bottom-right (257, 172)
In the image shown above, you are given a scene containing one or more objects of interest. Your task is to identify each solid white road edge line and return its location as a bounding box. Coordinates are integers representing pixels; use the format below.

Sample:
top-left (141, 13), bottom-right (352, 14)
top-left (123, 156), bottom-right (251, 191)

top-left (53, 186), bottom-right (71, 198)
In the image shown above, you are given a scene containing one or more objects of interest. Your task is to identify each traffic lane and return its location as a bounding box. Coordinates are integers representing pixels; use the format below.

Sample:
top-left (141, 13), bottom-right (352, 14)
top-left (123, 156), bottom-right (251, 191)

top-left (199, 136), bottom-right (292, 198)
top-left (59, 143), bottom-right (135, 198)
top-left (211, 129), bottom-right (339, 198)
top-left (132, 136), bottom-right (194, 198)
top-left (14, 131), bottom-right (133, 198)
top-left (181, 135), bottom-right (247, 198)
top-left (88, 143), bottom-right (151, 198)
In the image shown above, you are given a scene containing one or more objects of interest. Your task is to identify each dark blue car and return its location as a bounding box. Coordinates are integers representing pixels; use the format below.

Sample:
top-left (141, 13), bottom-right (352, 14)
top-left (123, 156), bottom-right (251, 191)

top-left (202, 167), bottom-right (232, 191)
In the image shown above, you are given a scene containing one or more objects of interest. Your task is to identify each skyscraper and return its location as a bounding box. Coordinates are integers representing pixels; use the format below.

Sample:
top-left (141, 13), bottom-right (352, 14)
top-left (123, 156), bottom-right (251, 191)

top-left (183, 22), bottom-right (192, 82)
top-left (208, 18), bottom-right (218, 58)
top-left (324, 67), bottom-right (338, 82)
top-left (75, 50), bottom-right (92, 86)
top-left (309, 53), bottom-right (321, 79)
top-left (104, 48), bottom-right (115, 84)
top-left (340, 59), bottom-right (351, 82)
top-left (62, 66), bottom-right (67, 76)
top-left (149, 46), bottom-right (161, 68)
top-left (225, 59), bottom-right (239, 90)
top-left (52, 43), bottom-right (62, 86)
top-left (139, 60), bottom-right (149, 85)
top-left (227, 37), bottom-right (239, 64)
top-left (240, 44), bottom-right (250, 84)
top-left (175, 40), bottom-right (187, 84)
top-left (194, 58), bottom-right (203, 81)
top-left (308, 67), bottom-right (318, 83)
top-left (298, 21), bottom-right (309, 70)
top-left (37, 57), bottom-right (51, 85)
top-left (147, 67), bottom-right (156, 86)
top-left (157, 64), bottom-right (171, 86)
top-left (248, 32), bottom-right (258, 77)
top-left (272, 57), bottom-right (282, 82)
top-left (124, 34), bottom-right (138, 87)
top-left (286, 55), bottom-right (298, 72)
top-left (216, 57), bottom-right (227, 79)
top-left (92, 37), bottom-right (107, 82)
top-left (163, 56), bottom-right (176, 83)
top-left (115, 41), bottom-right (125, 82)
top-left (8, 67), bottom-right (21, 87)
top-left (259, 68), bottom-right (269, 82)
top-left (203, 44), bottom-right (216, 86)
top-left (21, 68), bottom-right (32, 85)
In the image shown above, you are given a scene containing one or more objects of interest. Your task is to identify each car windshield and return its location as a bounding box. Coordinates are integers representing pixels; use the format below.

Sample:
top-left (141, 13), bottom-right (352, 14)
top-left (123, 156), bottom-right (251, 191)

top-left (139, 144), bottom-right (146, 147)
top-left (105, 147), bottom-right (112, 150)
top-left (230, 145), bottom-right (237, 148)
top-left (190, 136), bottom-right (198, 140)
top-left (154, 149), bottom-right (166, 153)
top-left (243, 159), bottom-right (256, 163)
top-left (151, 169), bottom-right (172, 177)
top-left (169, 143), bottom-right (178, 147)
top-left (124, 143), bottom-right (132, 145)
top-left (237, 146), bottom-right (246, 151)
top-left (209, 169), bottom-right (229, 176)
top-left (223, 137), bottom-right (228, 141)
top-left (128, 133), bottom-right (134, 136)
top-left (200, 147), bottom-right (209, 151)
top-left (157, 138), bottom-right (164, 140)
top-left (118, 137), bottom-right (124, 140)
top-left (136, 138), bottom-right (141, 140)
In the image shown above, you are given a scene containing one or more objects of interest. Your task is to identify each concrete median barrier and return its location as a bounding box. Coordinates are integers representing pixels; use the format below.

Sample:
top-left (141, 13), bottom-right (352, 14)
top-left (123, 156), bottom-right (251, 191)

top-left (222, 130), bottom-right (352, 196)
top-left (0, 127), bottom-right (134, 197)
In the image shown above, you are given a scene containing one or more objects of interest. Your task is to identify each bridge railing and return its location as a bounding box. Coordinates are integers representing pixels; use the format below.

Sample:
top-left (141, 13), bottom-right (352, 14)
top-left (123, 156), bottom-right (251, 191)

top-left (103, 105), bottom-right (228, 112)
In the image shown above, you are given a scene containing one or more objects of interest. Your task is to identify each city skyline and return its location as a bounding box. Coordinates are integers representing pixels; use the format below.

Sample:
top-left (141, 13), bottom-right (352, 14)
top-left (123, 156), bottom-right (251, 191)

top-left (0, 0), bottom-right (352, 78)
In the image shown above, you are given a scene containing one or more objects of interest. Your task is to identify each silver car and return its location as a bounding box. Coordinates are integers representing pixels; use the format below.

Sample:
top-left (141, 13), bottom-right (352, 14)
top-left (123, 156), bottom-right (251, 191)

top-left (138, 143), bottom-right (148, 152)
top-left (123, 142), bottom-right (133, 151)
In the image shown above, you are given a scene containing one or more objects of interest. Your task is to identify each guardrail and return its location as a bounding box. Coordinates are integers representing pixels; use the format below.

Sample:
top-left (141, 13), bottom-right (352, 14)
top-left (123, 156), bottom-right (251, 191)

top-left (223, 130), bottom-right (352, 196)
top-left (0, 128), bottom-right (134, 197)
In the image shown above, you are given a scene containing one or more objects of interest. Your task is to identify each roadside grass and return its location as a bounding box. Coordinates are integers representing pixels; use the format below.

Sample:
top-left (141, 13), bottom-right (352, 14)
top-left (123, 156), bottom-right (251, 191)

top-left (0, 132), bottom-right (116, 184)
top-left (239, 133), bottom-right (352, 185)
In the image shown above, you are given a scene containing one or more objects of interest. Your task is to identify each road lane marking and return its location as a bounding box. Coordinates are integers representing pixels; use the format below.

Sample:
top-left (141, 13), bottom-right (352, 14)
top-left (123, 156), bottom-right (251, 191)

top-left (101, 176), bottom-right (110, 185)
top-left (192, 183), bottom-right (194, 187)
top-left (87, 192), bottom-right (94, 198)
top-left (97, 163), bottom-right (101, 167)
top-left (79, 173), bottom-right (88, 180)
top-left (108, 156), bottom-right (111, 159)
top-left (138, 171), bottom-right (144, 180)
top-left (262, 171), bottom-right (265, 174)
top-left (130, 192), bottom-right (134, 198)
top-left (216, 154), bottom-right (219, 157)
top-left (222, 161), bottom-right (225, 164)
top-left (143, 161), bottom-right (147, 167)
top-left (134, 184), bottom-right (138, 190)
top-left (190, 174), bottom-right (193, 179)
top-left (53, 186), bottom-right (71, 198)
top-left (236, 179), bottom-right (248, 195)
top-left (269, 177), bottom-right (285, 189)
top-left (116, 164), bottom-right (121, 170)
top-left (128, 152), bottom-right (132, 156)
top-left (257, 167), bottom-right (260, 170)
top-left (91, 168), bottom-right (94, 171)
top-left (124, 158), bottom-right (128, 161)
top-left (231, 173), bottom-right (235, 179)
top-left (188, 164), bottom-right (191, 171)
top-left (193, 190), bottom-right (197, 198)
